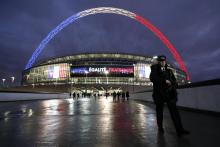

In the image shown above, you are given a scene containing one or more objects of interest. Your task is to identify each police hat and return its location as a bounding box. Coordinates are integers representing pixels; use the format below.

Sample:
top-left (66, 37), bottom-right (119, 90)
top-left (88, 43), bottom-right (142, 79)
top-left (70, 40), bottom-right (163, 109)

top-left (157, 55), bottom-right (166, 61)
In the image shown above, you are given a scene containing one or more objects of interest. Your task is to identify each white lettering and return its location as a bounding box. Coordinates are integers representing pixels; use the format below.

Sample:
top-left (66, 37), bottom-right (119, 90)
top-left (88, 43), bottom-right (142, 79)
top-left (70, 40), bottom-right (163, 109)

top-left (89, 67), bottom-right (106, 73)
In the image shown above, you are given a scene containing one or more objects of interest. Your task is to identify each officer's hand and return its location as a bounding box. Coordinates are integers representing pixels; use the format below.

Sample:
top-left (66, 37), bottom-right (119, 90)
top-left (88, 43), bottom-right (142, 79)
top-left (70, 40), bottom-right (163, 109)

top-left (166, 80), bottom-right (171, 85)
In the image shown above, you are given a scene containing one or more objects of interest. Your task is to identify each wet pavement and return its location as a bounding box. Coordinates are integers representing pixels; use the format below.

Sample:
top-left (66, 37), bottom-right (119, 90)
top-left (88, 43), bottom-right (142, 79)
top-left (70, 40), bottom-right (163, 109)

top-left (0, 97), bottom-right (220, 147)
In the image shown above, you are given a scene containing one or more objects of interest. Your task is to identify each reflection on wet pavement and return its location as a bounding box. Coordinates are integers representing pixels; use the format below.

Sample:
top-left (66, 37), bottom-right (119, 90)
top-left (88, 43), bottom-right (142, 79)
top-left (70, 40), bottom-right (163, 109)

top-left (0, 97), bottom-right (220, 147)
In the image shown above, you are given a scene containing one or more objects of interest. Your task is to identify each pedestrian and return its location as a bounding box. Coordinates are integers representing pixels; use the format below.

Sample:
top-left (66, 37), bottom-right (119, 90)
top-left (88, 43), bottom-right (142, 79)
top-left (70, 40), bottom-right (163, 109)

top-left (69, 92), bottom-right (72, 98)
top-left (73, 92), bottom-right (76, 99)
top-left (122, 91), bottom-right (125, 102)
top-left (113, 91), bottom-right (117, 102)
top-left (105, 92), bottom-right (108, 99)
top-left (150, 55), bottom-right (190, 136)
top-left (126, 91), bottom-right (130, 101)
top-left (117, 91), bottom-right (120, 101)
top-left (94, 93), bottom-right (97, 100)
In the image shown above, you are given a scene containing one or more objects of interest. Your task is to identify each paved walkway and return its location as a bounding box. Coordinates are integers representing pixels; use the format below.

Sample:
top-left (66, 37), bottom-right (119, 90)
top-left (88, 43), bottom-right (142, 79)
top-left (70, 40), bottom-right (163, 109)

top-left (0, 97), bottom-right (220, 147)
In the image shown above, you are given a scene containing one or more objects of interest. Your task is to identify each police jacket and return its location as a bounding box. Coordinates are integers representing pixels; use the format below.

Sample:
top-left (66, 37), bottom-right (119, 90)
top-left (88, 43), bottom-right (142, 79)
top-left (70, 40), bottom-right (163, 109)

top-left (150, 64), bottom-right (178, 101)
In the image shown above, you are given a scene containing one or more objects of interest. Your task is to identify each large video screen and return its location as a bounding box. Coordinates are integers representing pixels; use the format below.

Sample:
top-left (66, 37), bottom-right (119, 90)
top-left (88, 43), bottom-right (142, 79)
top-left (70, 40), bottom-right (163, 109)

top-left (70, 65), bottom-right (134, 77)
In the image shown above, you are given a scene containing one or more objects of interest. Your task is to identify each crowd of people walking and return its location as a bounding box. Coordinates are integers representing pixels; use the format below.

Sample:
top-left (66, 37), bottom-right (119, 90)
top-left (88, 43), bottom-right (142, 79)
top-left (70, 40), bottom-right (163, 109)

top-left (112, 91), bottom-right (129, 102)
top-left (69, 90), bottom-right (130, 102)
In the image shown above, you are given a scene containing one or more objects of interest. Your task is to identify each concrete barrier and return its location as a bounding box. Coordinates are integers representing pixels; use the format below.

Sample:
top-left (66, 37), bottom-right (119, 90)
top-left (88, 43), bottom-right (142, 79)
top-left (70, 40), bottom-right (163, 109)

top-left (131, 85), bottom-right (220, 113)
top-left (0, 92), bottom-right (69, 101)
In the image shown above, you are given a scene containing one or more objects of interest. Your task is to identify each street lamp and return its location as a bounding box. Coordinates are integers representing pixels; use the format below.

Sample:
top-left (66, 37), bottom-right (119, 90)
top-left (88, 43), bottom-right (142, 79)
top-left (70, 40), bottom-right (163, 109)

top-left (152, 56), bottom-right (158, 64)
top-left (104, 70), bottom-right (109, 84)
top-left (85, 71), bottom-right (89, 95)
top-left (2, 78), bottom-right (6, 87)
top-left (11, 76), bottom-right (15, 87)
top-left (32, 74), bottom-right (35, 88)
top-left (153, 56), bottom-right (158, 59)
top-left (70, 78), bottom-right (74, 95)
top-left (85, 71), bottom-right (88, 84)
top-left (104, 70), bottom-right (109, 99)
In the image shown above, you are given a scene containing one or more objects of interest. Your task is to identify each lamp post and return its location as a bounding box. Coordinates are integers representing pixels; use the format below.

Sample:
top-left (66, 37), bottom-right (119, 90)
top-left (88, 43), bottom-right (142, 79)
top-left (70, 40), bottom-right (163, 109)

top-left (85, 71), bottom-right (88, 84)
top-left (70, 78), bottom-right (74, 96)
top-left (2, 78), bottom-right (6, 87)
top-left (85, 71), bottom-right (88, 94)
top-left (104, 70), bottom-right (109, 99)
top-left (11, 76), bottom-right (15, 87)
top-left (104, 70), bottom-right (109, 84)
top-left (26, 74), bottom-right (30, 86)
top-left (32, 75), bottom-right (35, 88)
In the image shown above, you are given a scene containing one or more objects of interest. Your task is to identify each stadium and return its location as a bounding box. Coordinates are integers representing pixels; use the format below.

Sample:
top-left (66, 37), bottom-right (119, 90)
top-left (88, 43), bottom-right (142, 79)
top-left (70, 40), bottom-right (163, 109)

top-left (22, 53), bottom-right (188, 93)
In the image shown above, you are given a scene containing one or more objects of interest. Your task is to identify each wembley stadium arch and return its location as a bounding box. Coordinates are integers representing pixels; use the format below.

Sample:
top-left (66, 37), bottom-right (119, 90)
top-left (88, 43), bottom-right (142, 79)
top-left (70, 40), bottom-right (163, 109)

top-left (24, 7), bottom-right (190, 80)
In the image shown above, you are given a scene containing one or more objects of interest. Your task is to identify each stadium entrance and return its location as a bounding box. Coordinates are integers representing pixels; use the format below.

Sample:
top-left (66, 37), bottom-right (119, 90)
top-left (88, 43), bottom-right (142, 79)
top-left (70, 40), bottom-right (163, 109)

top-left (70, 86), bottom-right (123, 97)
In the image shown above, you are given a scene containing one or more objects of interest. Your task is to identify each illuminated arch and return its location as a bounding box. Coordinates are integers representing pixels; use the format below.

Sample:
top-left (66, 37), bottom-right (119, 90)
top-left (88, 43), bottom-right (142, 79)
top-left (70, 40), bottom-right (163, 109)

top-left (25, 7), bottom-right (190, 80)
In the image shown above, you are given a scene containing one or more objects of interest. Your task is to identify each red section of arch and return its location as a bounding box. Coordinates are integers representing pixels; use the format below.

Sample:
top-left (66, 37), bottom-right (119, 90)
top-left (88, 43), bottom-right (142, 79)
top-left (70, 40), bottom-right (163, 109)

top-left (135, 15), bottom-right (190, 80)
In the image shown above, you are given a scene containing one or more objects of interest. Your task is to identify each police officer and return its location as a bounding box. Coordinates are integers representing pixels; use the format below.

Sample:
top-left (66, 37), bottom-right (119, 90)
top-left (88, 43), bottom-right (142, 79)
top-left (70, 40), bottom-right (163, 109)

top-left (150, 55), bottom-right (190, 136)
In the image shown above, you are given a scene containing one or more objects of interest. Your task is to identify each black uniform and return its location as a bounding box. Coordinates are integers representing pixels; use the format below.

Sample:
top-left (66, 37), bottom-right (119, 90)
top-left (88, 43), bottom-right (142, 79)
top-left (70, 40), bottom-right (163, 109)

top-left (150, 63), bottom-right (185, 134)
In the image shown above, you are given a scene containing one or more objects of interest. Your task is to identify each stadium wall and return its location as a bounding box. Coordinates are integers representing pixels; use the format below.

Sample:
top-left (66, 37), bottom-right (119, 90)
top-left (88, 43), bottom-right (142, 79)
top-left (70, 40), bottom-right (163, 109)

top-left (131, 81), bottom-right (220, 113)
top-left (0, 92), bottom-right (68, 101)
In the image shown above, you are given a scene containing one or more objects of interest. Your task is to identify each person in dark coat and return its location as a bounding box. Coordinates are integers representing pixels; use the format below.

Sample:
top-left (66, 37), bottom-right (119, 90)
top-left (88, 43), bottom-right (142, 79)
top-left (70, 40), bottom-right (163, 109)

top-left (126, 91), bottom-right (130, 101)
top-left (69, 92), bottom-right (72, 98)
top-left (150, 55), bottom-right (190, 136)
top-left (121, 91), bottom-right (126, 102)
top-left (113, 91), bottom-right (117, 102)
top-left (117, 91), bottom-right (121, 101)
top-left (73, 92), bottom-right (76, 99)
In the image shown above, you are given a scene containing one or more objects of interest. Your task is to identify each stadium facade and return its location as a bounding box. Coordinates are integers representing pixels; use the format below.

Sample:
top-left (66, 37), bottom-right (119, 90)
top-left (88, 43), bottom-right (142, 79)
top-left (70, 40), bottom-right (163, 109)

top-left (22, 53), bottom-right (188, 87)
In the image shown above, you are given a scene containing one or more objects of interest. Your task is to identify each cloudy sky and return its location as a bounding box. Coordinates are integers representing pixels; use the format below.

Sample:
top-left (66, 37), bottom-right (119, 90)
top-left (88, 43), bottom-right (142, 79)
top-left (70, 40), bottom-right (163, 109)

top-left (0, 0), bottom-right (220, 84)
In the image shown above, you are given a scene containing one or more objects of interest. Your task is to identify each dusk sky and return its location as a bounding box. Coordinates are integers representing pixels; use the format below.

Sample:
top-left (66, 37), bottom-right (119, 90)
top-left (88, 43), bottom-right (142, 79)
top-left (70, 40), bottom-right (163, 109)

top-left (0, 0), bottom-right (220, 84)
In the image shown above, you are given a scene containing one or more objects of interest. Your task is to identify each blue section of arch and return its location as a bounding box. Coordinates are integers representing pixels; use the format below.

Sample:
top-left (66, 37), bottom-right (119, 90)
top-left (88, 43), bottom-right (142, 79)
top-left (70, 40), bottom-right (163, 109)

top-left (25, 13), bottom-right (80, 69)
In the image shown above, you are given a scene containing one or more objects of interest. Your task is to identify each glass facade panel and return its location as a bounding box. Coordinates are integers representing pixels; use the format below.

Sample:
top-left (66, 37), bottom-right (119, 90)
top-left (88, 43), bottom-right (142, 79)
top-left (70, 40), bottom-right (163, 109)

top-left (23, 63), bottom-right (69, 84)
top-left (134, 63), bottom-right (151, 81)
